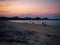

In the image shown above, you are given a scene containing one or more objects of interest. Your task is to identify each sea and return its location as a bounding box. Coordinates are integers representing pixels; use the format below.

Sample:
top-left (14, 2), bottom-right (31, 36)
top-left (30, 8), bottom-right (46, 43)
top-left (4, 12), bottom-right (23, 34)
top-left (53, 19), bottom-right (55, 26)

top-left (9, 20), bottom-right (60, 26)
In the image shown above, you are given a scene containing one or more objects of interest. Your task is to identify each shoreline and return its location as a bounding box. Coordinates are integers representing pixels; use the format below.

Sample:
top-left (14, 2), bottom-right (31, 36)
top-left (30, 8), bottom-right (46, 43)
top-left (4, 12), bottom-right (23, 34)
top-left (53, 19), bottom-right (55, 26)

top-left (4, 21), bottom-right (60, 37)
top-left (8, 20), bottom-right (60, 26)
top-left (0, 21), bottom-right (60, 45)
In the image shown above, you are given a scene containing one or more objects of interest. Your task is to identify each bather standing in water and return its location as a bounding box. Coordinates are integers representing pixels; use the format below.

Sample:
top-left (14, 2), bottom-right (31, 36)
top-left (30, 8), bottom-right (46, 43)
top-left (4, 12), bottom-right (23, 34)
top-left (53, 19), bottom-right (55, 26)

top-left (42, 22), bottom-right (44, 25)
top-left (44, 22), bottom-right (47, 26)
top-left (42, 22), bottom-right (47, 26)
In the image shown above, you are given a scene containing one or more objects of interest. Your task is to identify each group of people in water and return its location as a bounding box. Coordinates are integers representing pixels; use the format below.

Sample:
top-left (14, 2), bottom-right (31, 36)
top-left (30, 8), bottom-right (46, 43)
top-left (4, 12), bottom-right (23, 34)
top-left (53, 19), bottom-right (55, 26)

top-left (29, 21), bottom-right (47, 26)
top-left (42, 22), bottom-right (47, 26)
top-left (11, 20), bottom-right (47, 26)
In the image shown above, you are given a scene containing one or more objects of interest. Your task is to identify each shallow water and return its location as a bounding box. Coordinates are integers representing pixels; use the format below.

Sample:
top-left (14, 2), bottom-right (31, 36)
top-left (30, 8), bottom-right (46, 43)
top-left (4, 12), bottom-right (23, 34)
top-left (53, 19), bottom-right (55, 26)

top-left (9, 20), bottom-right (60, 26)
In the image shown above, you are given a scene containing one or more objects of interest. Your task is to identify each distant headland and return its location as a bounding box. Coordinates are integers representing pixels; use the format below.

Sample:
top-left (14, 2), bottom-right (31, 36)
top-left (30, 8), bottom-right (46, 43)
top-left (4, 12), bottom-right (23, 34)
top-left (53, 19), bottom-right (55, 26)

top-left (0, 16), bottom-right (60, 20)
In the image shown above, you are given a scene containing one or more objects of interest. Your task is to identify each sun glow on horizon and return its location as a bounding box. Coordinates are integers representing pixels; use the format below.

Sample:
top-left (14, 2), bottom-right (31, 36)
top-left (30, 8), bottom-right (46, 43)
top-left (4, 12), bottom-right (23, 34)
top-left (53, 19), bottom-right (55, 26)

top-left (0, 0), bottom-right (60, 16)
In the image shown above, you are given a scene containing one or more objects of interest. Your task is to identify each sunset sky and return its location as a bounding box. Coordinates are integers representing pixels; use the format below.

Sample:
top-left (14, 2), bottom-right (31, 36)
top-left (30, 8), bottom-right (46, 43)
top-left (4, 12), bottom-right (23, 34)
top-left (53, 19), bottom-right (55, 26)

top-left (0, 0), bottom-right (60, 18)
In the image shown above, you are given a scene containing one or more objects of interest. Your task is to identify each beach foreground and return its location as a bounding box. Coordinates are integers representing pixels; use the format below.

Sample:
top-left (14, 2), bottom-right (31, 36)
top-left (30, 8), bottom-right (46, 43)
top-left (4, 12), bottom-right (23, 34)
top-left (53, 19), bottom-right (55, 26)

top-left (0, 21), bottom-right (60, 45)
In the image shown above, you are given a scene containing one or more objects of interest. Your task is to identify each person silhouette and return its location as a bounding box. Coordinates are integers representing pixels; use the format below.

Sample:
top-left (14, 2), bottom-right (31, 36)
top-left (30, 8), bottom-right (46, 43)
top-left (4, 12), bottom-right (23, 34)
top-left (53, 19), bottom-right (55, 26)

top-left (44, 22), bottom-right (47, 26)
top-left (42, 22), bottom-right (47, 26)
top-left (42, 22), bottom-right (44, 25)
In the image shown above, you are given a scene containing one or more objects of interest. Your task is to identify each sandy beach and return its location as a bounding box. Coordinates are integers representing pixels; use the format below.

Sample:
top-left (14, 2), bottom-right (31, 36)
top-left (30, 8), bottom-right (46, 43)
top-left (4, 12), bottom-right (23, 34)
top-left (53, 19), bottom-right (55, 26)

top-left (0, 21), bottom-right (60, 45)
top-left (5, 22), bottom-right (60, 36)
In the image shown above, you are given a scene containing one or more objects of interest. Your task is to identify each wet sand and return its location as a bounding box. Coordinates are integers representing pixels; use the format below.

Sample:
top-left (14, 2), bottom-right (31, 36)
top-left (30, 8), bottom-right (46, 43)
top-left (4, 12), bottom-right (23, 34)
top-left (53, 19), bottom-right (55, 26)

top-left (4, 22), bottom-right (60, 36)
top-left (0, 21), bottom-right (60, 45)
